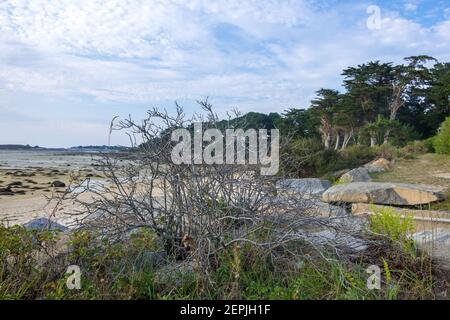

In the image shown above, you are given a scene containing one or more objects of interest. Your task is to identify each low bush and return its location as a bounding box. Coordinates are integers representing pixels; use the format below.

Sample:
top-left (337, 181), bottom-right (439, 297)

top-left (433, 115), bottom-right (450, 155)
top-left (369, 205), bottom-right (414, 245)
top-left (423, 137), bottom-right (436, 153)
top-left (401, 140), bottom-right (433, 156)
top-left (1, 223), bottom-right (447, 300)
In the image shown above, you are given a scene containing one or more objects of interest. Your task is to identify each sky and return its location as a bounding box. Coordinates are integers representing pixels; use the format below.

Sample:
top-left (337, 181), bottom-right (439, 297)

top-left (0, 0), bottom-right (449, 147)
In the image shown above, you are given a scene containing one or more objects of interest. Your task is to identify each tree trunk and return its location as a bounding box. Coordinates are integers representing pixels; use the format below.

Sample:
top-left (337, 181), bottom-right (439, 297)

top-left (334, 133), bottom-right (340, 150)
top-left (341, 128), bottom-right (353, 149)
top-left (341, 132), bottom-right (347, 150)
top-left (370, 135), bottom-right (376, 147)
top-left (324, 134), bottom-right (331, 149)
top-left (383, 129), bottom-right (390, 144)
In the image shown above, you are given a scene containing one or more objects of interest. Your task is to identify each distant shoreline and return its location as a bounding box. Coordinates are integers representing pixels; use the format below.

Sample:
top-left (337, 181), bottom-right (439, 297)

top-left (0, 144), bottom-right (130, 152)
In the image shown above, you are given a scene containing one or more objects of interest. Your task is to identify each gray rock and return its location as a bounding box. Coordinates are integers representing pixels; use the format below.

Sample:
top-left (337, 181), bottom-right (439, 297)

top-left (305, 200), bottom-right (348, 217)
top-left (413, 229), bottom-right (450, 271)
top-left (133, 250), bottom-right (167, 270)
top-left (277, 178), bottom-right (331, 197)
top-left (309, 230), bottom-right (368, 252)
top-left (23, 218), bottom-right (69, 232)
top-left (154, 261), bottom-right (196, 288)
top-left (323, 182), bottom-right (446, 205)
top-left (339, 167), bottom-right (372, 183)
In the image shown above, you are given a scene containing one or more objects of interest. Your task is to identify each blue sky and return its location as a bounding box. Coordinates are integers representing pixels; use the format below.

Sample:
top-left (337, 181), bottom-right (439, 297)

top-left (0, 0), bottom-right (449, 147)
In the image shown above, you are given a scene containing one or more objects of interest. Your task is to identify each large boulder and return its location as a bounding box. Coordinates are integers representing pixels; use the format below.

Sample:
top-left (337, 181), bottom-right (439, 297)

top-left (364, 158), bottom-right (392, 173)
top-left (277, 178), bottom-right (331, 197)
top-left (322, 182), bottom-right (446, 205)
top-left (339, 167), bottom-right (372, 183)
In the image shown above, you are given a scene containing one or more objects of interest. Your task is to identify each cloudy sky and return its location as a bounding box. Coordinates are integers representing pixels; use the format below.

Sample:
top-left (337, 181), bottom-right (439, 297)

top-left (1, 0), bottom-right (449, 147)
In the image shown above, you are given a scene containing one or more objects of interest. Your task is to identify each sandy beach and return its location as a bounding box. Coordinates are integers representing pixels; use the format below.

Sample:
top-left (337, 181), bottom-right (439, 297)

top-left (0, 150), bottom-right (104, 227)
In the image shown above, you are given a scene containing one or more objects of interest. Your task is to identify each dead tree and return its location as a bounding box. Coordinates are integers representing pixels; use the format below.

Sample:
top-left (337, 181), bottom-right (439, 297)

top-left (58, 101), bottom-right (366, 276)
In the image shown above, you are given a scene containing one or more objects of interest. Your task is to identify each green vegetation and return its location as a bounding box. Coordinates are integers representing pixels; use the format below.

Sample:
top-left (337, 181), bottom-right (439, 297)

top-left (433, 115), bottom-right (450, 155)
top-left (2, 56), bottom-right (448, 300)
top-left (369, 206), bottom-right (414, 245)
top-left (213, 56), bottom-right (448, 178)
top-left (1, 222), bottom-right (447, 300)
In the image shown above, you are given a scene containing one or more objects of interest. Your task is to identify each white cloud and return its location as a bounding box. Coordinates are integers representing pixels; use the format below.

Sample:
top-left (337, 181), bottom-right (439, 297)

top-left (0, 0), bottom-right (449, 146)
top-left (405, 3), bottom-right (417, 12)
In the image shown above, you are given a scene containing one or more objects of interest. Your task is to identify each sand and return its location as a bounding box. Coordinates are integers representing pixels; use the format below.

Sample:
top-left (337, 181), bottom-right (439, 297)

top-left (0, 165), bottom-right (103, 228)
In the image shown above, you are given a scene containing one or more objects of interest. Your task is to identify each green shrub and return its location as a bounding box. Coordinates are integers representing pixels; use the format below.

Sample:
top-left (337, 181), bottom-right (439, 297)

top-left (433, 116), bottom-right (450, 155)
top-left (359, 117), bottom-right (419, 147)
top-left (372, 144), bottom-right (398, 160)
top-left (369, 205), bottom-right (414, 246)
top-left (423, 136), bottom-right (435, 153)
top-left (0, 221), bottom-right (444, 300)
top-left (339, 145), bottom-right (375, 165)
top-left (401, 140), bottom-right (432, 156)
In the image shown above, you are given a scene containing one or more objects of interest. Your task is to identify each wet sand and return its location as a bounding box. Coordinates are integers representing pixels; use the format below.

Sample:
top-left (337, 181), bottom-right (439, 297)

top-left (0, 151), bottom-right (104, 227)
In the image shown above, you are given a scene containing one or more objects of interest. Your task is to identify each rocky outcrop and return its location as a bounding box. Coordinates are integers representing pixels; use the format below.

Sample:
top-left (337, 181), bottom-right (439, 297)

top-left (276, 178), bottom-right (331, 197)
top-left (340, 167), bottom-right (372, 183)
top-left (323, 182), bottom-right (446, 205)
top-left (363, 158), bottom-right (392, 173)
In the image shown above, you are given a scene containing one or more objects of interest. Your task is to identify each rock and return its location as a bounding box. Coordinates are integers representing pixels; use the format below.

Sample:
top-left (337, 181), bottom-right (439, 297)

top-left (133, 251), bottom-right (167, 270)
top-left (0, 185), bottom-right (14, 196)
top-left (51, 180), bottom-right (66, 188)
top-left (327, 169), bottom-right (350, 179)
top-left (12, 170), bottom-right (35, 177)
top-left (413, 229), bottom-right (450, 271)
top-left (339, 167), bottom-right (372, 183)
top-left (364, 158), bottom-right (392, 173)
top-left (33, 233), bottom-right (72, 268)
top-left (323, 182), bottom-right (446, 205)
top-left (309, 230), bottom-right (368, 252)
top-left (305, 200), bottom-right (347, 217)
top-left (154, 261), bottom-right (196, 288)
top-left (433, 173), bottom-right (450, 179)
top-left (23, 218), bottom-right (69, 232)
top-left (352, 203), bottom-right (450, 224)
top-left (0, 186), bottom-right (12, 192)
top-left (8, 181), bottom-right (23, 186)
top-left (277, 178), bottom-right (331, 197)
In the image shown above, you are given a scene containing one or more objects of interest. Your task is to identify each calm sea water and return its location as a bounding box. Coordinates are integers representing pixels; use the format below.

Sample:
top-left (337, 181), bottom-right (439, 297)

top-left (0, 150), bottom-right (97, 170)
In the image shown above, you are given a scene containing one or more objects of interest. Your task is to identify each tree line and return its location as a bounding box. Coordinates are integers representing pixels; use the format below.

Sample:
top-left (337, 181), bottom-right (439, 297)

top-left (229, 55), bottom-right (449, 150)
